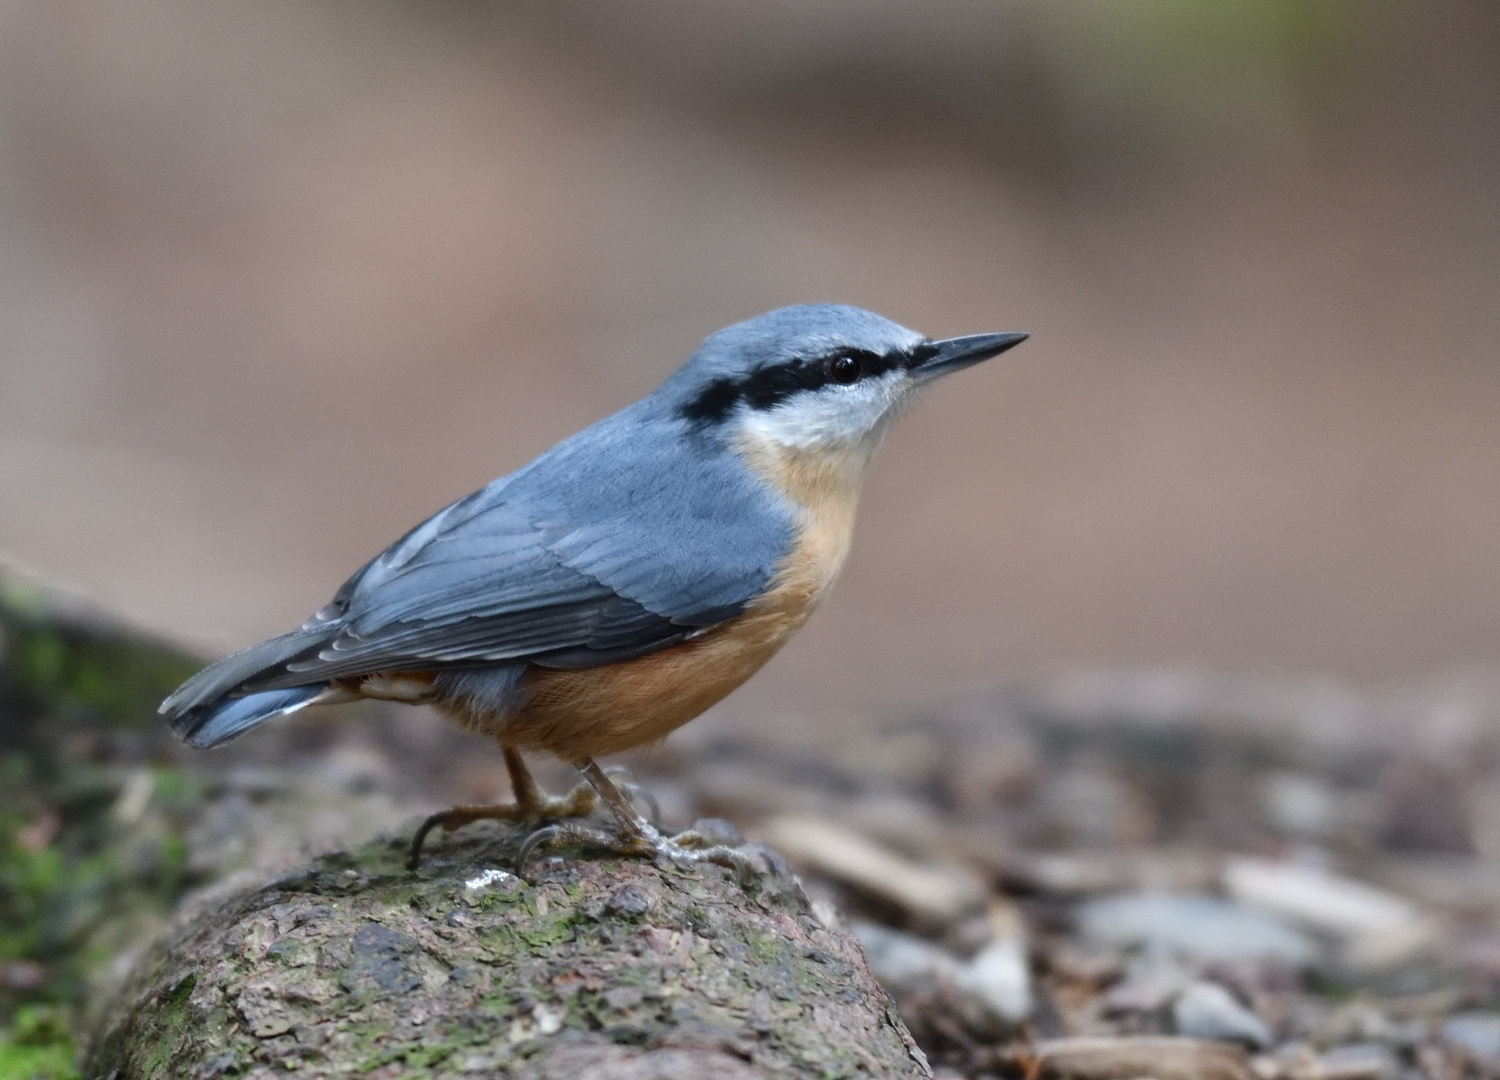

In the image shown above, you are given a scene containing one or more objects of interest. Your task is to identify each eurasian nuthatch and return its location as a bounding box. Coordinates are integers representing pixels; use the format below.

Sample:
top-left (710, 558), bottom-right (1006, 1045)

top-left (161, 305), bottom-right (1027, 869)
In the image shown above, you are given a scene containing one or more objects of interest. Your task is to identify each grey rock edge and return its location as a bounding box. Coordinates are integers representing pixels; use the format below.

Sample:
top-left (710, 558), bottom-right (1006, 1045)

top-left (85, 823), bottom-right (932, 1080)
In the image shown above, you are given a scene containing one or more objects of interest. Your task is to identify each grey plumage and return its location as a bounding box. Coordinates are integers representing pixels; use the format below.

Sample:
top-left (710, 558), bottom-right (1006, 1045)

top-left (431, 666), bottom-right (528, 719)
top-left (161, 305), bottom-right (951, 749)
top-left (178, 686), bottom-right (325, 748)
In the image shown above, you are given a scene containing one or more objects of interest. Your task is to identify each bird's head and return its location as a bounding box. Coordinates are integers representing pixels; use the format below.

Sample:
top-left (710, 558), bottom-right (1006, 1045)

top-left (663, 304), bottom-right (1027, 498)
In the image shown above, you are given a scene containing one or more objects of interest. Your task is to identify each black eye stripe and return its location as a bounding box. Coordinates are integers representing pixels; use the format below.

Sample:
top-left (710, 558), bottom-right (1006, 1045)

top-left (680, 347), bottom-right (910, 424)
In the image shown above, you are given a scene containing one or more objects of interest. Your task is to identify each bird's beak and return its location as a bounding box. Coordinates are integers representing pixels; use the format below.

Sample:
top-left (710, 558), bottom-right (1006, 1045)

top-left (911, 331), bottom-right (1029, 382)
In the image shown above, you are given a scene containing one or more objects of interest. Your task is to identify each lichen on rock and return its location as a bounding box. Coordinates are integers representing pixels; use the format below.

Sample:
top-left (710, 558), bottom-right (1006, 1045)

top-left (86, 823), bottom-right (932, 1079)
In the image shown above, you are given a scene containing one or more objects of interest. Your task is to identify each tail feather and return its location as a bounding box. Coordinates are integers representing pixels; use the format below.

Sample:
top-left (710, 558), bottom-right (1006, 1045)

top-left (160, 628), bottom-right (329, 717)
top-left (161, 625), bottom-right (337, 748)
top-left (172, 685), bottom-right (326, 748)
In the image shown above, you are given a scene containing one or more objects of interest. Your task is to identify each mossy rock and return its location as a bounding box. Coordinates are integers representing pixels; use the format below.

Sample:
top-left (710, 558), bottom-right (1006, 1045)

top-left (0, 569), bottom-right (201, 737)
top-left (0, 564), bottom-right (212, 1076)
top-left (86, 824), bottom-right (931, 1079)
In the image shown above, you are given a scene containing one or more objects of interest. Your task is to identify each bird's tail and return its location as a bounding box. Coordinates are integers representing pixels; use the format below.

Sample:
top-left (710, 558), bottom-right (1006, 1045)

top-left (171, 685), bottom-right (326, 748)
top-left (160, 626), bottom-right (334, 747)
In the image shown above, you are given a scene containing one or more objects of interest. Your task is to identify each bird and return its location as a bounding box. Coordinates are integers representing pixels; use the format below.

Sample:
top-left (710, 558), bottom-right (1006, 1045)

top-left (160, 304), bottom-right (1027, 871)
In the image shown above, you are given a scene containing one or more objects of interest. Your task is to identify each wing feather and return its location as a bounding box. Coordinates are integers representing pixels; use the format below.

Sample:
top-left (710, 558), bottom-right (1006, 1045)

top-left (230, 408), bottom-right (795, 694)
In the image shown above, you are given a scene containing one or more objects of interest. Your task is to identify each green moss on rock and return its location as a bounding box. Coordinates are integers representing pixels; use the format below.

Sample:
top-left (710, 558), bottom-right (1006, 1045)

top-left (88, 825), bottom-right (931, 1079)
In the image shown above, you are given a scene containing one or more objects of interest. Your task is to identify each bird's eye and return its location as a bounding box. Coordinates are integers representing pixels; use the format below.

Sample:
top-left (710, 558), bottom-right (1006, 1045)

top-left (829, 353), bottom-right (861, 385)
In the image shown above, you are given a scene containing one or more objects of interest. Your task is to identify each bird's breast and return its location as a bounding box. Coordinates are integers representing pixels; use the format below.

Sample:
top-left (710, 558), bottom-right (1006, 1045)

top-left (730, 426), bottom-right (867, 611)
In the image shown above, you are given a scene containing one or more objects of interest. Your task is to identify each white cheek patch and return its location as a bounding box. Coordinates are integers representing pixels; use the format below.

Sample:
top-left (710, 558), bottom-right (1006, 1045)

top-left (737, 372), bottom-right (913, 454)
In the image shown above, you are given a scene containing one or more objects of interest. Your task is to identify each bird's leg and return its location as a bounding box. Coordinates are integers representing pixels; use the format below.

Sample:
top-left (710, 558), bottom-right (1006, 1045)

top-left (583, 759), bottom-right (656, 840)
top-left (406, 746), bottom-right (597, 870)
top-left (517, 758), bottom-right (757, 878)
top-left (600, 765), bottom-right (661, 827)
top-left (503, 746), bottom-right (599, 819)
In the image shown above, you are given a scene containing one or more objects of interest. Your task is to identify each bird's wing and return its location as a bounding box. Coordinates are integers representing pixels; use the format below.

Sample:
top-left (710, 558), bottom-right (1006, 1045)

top-left (240, 412), bottom-right (794, 690)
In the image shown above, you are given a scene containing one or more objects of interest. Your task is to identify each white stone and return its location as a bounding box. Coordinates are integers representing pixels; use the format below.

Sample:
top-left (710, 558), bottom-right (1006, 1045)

top-left (758, 816), bottom-right (986, 923)
top-left (1078, 893), bottom-right (1318, 966)
top-left (464, 868), bottom-right (518, 891)
top-left (1223, 857), bottom-right (1433, 966)
top-left (953, 935), bottom-right (1032, 1028)
top-left (1172, 981), bottom-right (1272, 1049)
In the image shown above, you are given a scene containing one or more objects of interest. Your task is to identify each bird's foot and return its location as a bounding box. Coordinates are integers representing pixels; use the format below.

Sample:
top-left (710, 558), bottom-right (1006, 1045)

top-left (516, 816), bottom-right (763, 882)
top-left (407, 782), bottom-right (597, 870)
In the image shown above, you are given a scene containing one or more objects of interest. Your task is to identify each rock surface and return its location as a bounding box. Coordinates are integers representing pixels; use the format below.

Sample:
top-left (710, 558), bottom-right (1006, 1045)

top-left (85, 825), bottom-right (931, 1080)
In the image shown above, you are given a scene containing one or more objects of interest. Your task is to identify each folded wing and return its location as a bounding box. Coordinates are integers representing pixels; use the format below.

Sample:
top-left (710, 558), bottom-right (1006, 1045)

top-left (161, 408), bottom-right (794, 723)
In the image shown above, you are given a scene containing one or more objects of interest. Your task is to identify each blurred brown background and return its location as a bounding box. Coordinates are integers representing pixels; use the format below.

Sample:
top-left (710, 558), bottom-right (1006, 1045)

top-left (0, 0), bottom-right (1496, 734)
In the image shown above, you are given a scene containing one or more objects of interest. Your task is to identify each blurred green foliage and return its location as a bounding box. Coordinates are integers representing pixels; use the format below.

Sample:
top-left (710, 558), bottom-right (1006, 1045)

top-left (0, 571), bottom-right (207, 1073)
top-left (0, 1008), bottom-right (79, 1080)
top-left (1073, 0), bottom-right (1361, 79)
top-left (0, 579), bottom-right (199, 733)
top-left (0, 766), bottom-right (195, 991)
top-left (1032, 0), bottom-right (1384, 162)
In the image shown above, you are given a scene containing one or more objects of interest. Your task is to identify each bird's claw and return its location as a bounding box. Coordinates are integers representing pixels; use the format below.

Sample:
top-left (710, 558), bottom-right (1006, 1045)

top-left (516, 819), bottom-right (758, 881)
top-left (515, 821), bottom-right (650, 870)
top-left (406, 781), bottom-right (598, 870)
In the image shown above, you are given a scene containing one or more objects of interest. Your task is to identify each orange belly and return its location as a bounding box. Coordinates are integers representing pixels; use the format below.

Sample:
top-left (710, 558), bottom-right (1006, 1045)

top-left (493, 602), bottom-right (805, 761)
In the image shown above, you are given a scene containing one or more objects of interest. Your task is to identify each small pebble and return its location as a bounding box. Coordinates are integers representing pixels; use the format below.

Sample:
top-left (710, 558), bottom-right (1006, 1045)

top-left (605, 884), bottom-right (654, 916)
top-left (1442, 1012), bottom-right (1500, 1068)
top-left (853, 921), bottom-right (953, 994)
top-left (1316, 1042), bottom-right (1399, 1080)
top-left (1172, 981), bottom-right (1273, 1050)
top-left (464, 868), bottom-right (519, 892)
top-left (1102, 956), bottom-right (1191, 1014)
top-left (532, 1003), bottom-right (566, 1036)
top-left (854, 920), bottom-right (1032, 1035)
top-left (1078, 893), bottom-right (1318, 967)
top-left (1224, 859), bottom-right (1431, 968)
top-left (760, 815), bottom-right (986, 923)
top-left (954, 934), bottom-right (1033, 1031)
